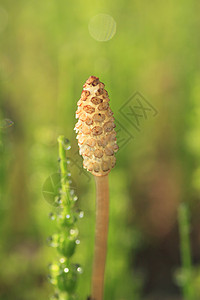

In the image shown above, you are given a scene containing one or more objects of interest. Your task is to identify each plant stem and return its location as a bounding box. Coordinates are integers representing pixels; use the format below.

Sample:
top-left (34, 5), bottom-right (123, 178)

top-left (178, 203), bottom-right (194, 300)
top-left (58, 136), bottom-right (70, 206)
top-left (91, 175), bottom-right (109, 300)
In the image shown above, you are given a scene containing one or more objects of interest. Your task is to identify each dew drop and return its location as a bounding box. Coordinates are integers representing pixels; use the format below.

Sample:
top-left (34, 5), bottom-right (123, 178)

top-left (63, 138), bottom-right (71, 150)
top-left (77, 266), bottom-right (83, 274)
top-left (73, 195), bottom-right (78, 202)
top-left (76, 209), bottom-right (84, 219)
top-left (79, 210), bottom-right (84, 219)
top-left (49, 212), bottom-right (56, 221)
top-left (70, 189), bottom-right (75, 196)
top-left (70, 228), bottom-right (79, 237)
top-left (70, 229), bottom-right (76, 235)
top-left (47, 234), bottom-right (59, 247)
top-left (64, 267), bottom-right (69, 273)
top-left (59, 259), bottom-right (64, 264)
top-left (55, 196), bottom-right (62, 205)
top-left (49, 262), bottom-right (60, 273)
top-left (75, 239), bottom-right (80, 245)
top-left (66, 157), bottom-right (71, 164)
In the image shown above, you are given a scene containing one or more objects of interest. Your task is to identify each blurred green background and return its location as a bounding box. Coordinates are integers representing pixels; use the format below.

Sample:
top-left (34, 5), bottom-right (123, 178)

top-left (1, 0), bottom-right (200, 299)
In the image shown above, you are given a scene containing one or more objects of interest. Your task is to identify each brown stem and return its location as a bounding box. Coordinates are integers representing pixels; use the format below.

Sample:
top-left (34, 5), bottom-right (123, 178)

top-left (91, 175), bottom-right (109, 300)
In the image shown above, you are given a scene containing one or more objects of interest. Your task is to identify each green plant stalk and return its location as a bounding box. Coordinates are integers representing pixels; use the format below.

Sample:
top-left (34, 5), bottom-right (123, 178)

top-left (48, 136), bottom-right (82, 299)
top-left (58, 136), bottom-right (70, 206)
top-left (178, 203), bottom-right (194, 300)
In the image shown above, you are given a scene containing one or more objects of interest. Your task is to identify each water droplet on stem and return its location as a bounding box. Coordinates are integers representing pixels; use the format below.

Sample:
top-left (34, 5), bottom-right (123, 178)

top-left (63, 138), bottom-right (71, 150)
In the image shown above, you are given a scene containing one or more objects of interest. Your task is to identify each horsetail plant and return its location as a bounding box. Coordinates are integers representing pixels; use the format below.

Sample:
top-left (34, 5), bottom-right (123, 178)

top-left (48, 136), bottom-right (83, 300)
top-left (75, 76), bottom-right (118, 300)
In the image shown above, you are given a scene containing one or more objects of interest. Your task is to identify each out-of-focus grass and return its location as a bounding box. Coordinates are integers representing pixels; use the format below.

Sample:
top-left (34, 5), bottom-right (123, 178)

top-left (1, 0), bottom-right (200, 299)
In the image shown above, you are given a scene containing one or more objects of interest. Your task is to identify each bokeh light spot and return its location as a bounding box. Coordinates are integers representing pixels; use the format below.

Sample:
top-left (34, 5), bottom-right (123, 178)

top-left (88, 14), bottom-right (116, 42)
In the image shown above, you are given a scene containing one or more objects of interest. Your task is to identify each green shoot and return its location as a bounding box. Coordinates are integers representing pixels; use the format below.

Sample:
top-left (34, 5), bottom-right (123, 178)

top-left (47, 136), bottom-right (83, 300)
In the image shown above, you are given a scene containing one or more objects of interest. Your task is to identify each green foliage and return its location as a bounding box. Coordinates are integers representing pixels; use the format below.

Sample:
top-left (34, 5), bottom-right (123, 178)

top-left (1, 0), bottom-right (200, 299)
top-left (47, 136), bottom-right (82, 299)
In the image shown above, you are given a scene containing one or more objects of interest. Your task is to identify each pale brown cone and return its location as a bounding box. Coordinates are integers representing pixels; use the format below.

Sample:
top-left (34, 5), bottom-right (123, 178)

top-left (74, 76), bottom-right (118, 176)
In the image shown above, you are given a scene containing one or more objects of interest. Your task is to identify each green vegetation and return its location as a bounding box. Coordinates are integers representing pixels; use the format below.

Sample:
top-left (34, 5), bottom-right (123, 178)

top-left (0, 0), bottom-right (200, 299)
top-left (47, 136), bottom-right (83, 300)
